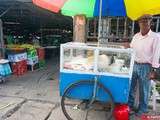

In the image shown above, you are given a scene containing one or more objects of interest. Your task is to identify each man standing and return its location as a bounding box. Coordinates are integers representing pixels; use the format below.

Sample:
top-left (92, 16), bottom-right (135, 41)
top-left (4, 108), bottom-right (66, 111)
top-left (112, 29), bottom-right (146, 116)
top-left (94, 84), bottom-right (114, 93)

top-left (128, 14), bottom-right (160, 117)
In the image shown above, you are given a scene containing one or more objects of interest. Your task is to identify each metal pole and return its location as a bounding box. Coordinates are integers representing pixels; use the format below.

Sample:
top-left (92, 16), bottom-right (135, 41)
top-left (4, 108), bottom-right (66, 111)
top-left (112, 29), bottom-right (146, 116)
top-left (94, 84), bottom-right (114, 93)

top-left (97, 0), bottom-right (103, 46)
top-left (156, 18), bottom-right (159, 32)
top-left (116, 17), bottom-right (119, 37)
top-left (131, 21), bottom-right (135, 37)
top-left (93, 19), bottom-right (97, 38)
top-left (123, 18), bottom-right (127, 38)
top-left (86, 19), bottom-right (89, 38)
top-left (107, 18), bottom-right (111, 37)
top-left (0, 19), bottom-right (5, 58)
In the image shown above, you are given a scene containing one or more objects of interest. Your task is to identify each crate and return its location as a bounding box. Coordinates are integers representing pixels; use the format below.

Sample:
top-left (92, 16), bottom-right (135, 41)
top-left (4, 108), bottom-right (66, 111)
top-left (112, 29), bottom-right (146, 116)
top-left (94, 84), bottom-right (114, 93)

top-left (27, 63), bottom-right (39, 71)
top-left (27, 56), bottom-right (38, 65)
top-left (11, 60), bottom-right (27, 76)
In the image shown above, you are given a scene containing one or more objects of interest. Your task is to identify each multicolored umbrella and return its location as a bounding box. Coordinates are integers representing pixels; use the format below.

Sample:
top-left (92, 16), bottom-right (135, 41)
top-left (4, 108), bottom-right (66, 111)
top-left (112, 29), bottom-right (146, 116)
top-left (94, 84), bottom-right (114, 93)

top-left (32, 0), bottom-right (160, 20)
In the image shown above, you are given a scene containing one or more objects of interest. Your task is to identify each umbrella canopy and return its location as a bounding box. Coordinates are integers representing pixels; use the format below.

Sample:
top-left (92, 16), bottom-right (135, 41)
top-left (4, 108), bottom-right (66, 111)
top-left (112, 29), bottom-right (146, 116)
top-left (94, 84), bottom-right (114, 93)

top-left (32, 0), bottom-right (160, 20)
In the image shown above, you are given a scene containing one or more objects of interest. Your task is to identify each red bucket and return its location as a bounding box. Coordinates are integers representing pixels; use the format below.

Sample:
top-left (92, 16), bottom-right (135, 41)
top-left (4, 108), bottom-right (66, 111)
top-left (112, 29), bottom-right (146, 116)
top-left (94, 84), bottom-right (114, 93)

top-left (113, 104), bottom-right (129, 120)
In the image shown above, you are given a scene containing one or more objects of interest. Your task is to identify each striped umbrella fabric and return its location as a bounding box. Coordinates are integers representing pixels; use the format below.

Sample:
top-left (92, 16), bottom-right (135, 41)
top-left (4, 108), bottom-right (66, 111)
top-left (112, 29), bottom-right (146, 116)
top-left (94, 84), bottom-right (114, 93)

top-left (33, 0), bottom-right (160, 20)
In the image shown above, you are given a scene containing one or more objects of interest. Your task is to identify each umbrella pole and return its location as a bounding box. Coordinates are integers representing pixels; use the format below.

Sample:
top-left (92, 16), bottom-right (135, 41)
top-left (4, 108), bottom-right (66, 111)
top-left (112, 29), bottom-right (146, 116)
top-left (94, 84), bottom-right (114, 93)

top-left (97, 0), bottom-right (103, 47)
top-left (0, 19), bottom-right (5, 58)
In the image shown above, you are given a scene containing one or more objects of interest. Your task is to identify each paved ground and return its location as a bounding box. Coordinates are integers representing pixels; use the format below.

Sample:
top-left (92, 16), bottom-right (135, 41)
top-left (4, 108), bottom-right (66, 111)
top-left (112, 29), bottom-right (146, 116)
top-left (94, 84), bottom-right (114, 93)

top-left (0, 57), bottom-right (160, 120)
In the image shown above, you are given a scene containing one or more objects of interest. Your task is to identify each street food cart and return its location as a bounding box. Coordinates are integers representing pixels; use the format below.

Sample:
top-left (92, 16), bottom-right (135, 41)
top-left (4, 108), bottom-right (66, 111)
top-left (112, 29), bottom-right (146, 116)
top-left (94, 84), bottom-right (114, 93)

top-left (59, 42), bottom-right (135, 120)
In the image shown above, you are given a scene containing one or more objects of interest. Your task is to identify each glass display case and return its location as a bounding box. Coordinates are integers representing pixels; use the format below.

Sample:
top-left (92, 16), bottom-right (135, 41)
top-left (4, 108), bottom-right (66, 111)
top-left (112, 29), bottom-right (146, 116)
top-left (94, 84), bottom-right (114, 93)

top-left (97, 50), bottom-right (131, 75)
top-left (60, 42), bottom-right (136, 103)
top-left (63, 48), bottom-right (94, 72)
top-left (60, 42), bottom-right (135, 78)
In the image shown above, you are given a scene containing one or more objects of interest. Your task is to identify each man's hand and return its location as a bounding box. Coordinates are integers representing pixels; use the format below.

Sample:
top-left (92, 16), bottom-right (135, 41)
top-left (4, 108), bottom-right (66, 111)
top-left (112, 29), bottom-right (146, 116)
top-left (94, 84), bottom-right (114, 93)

top-left (149, 71), bottom-right (157, 80)
top-left (122, 42), bottom-right (130, 48)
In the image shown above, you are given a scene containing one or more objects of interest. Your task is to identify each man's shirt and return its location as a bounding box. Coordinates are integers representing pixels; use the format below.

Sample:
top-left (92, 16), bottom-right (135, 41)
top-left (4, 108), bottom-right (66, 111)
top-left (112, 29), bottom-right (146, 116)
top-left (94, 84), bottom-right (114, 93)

top-left (130, 30), bottom-right (160, 68)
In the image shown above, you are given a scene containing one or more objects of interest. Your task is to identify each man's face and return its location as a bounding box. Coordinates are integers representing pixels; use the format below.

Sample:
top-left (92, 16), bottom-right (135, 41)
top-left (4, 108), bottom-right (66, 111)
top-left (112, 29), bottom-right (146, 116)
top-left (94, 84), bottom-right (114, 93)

top-left (138, 18), bottom-right (152, 31)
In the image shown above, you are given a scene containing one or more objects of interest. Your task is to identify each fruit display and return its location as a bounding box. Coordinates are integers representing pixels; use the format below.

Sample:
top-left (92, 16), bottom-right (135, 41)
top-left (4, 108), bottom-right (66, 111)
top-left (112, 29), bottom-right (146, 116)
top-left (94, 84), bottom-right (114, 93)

top-left (6, 43), bottom-right (46, 73)
top-left (20, 44), bottom-right (38, 58)
top-left (6, 44), bottom-right (26, 54)
top-left (7, 44), bottom-right (38, 58)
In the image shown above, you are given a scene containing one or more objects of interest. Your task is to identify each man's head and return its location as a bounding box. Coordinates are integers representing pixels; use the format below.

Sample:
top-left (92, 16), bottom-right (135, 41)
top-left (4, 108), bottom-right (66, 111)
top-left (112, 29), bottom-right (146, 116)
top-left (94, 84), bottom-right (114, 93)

top-left (137, 14), bottom-right (152, 35)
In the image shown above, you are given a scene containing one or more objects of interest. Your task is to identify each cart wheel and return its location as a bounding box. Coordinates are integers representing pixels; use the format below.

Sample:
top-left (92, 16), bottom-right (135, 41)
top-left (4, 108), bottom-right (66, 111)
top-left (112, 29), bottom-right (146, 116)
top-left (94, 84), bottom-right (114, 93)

top-left (61, 80), bottom-right (115, 120)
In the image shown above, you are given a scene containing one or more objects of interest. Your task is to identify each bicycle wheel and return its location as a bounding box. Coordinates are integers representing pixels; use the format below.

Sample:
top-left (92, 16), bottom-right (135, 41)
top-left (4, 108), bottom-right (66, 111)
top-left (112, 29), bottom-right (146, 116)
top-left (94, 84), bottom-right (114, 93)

top-left (61, 80), bottom-right (115, 120)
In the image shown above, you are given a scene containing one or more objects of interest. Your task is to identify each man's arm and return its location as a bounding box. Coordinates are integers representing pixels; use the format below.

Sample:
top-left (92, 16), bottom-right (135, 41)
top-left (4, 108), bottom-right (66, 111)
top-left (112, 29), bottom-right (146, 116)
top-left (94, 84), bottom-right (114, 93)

top-left (122, 42), bottom-right (130, 48)
top-left (149, 34), bottom-right (160, 80)
top-left (151, 35), bottom-right (160, 68)
top-left (122, 35), bottom-right (136, 48)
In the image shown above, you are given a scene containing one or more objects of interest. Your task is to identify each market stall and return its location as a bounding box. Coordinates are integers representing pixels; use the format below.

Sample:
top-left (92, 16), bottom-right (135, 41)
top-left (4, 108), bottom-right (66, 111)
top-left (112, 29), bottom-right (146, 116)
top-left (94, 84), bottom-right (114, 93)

top-left (6, 44), bottom-right (45, 75)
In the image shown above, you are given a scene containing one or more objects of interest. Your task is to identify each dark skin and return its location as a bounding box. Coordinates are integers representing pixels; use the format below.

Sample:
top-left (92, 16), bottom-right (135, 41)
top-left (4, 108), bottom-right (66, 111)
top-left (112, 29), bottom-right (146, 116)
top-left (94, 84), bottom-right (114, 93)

top-left (138, 18), bottom-right (151, 36)
top-left (123, 18), bottom-right (156, 79)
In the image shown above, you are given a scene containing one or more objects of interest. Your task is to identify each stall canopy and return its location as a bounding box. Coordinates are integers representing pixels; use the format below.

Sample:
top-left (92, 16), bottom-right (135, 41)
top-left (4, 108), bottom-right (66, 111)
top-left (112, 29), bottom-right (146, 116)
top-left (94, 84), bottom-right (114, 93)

top-left (33, 0), bottom-right (160, 20)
